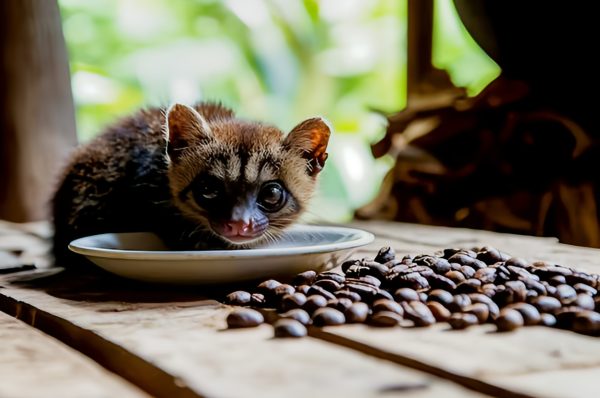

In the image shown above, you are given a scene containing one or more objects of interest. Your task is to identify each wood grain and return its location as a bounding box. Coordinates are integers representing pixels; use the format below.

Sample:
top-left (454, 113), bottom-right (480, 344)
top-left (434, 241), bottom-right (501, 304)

top-left (0, 311), bottom-right (147, 398)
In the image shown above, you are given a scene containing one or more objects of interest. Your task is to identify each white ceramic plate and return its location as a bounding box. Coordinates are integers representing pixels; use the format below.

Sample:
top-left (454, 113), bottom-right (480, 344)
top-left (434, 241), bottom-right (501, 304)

top-left (68, 225), bottom-right (374, 284)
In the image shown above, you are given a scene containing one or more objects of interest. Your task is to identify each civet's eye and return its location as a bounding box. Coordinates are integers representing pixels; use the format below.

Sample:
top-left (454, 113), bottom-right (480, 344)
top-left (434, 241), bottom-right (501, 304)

top-left (192, 177), bottom-right (221, 203)
top-left (257, 181), bottom-right (287, 212)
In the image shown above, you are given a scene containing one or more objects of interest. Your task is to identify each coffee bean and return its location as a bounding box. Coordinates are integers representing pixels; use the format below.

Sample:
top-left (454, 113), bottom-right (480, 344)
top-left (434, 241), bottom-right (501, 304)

top-left (448, 313), bottom-right (479, 329)
top-left (341, 259), bottom-right (361, 273)
top-left (572, 311), bottom-right (600, 336)
top-left (464, 303), bottom-right (489, 323)
top-left (344, 282), bottom-right (378, 303)
top-left (251, 293), bottom-right (267, 307)
top-left (423, 257), bottom-right (452, 274)
top-left (565, 272), bottom-right (595, 287)
top-left (445, 270), bottom-right (466, 284)
top-left (394, 273), bottom-right (430, 291)
top-left (418, 292), bottom-right (428, 302)
top-left (460, 266), bottom-right (476, 279)
top-left (279, 293), bottom-right (307, 312)
top-left (274, 284), bottom-right (295, 298)
top-left (574, 293), bottom-right (595, 311)
top-left (316, 271), bottom-right (346, 284)
top-left (312, 307), bottom-right (346, 326)
top-left (307, 285), bottom-right (336, 301)
top-left (554, 284), bottom-right (577, 304)
top-left (394, 288), bottom-right (420, 302)
top-left (547, 275), bottom-right (566, 286)
top-left (506, 303), bottom-right (541, 326)
top-left (448, 294), bottom-right (472, 312)
top-left (225, 291), bottom-right (252, 306)
top-left (468, 293), bottom-right (500, 319)
top-left (369, 311), bottom-right (402, 327)
top-left (296, 285), bottom-right (311, 295)
top-left (334, 290), bottom-right (362, 302)
top-left (401, 301), bottom-right (435, 327)
top-left (427, 289), bottom-right (454, 306)
top-left (279, 309), bottom-right (311, 325)
top-left (495, 308), bottom-right (524, 331)
top-left (375, 289), bottom-right (394, 301)
top-left (345, 264), bottom-right (371, 278)
top-left (476, 247), bottom-right (507, 265)
top-left (327, 298), bottom-right (353, 313)
top-left (539, 313), bottom-right (557, 327)
top-left (345, 302), bottom-right (370, 323)
top-left (574, 283), bottom-right (597, 296)
top-left (448, 254), bottom-right (486, 269)
top-left (427, 274), bottom-right (457, 291)
top-left (455, 279), bottom-right (482, 294)
top-left (227, 308), bottom-right (264, 328)
top-left (293, 270), bottom-right (317, 286)
top-left (374, 246), bottom-right (396, 264)
top-left (302, 295), bottom-right (328, 313)
top-left (357, 275), bottom-right (382, 287)
top-left (520, 278), bottom-right (547, 296)
top-left (505, 257), bottom-right (529, 268)
top-left (474, 268), bottom-right (497, 284)
top-left (257, 279), bottom-right (281, 297)
top-left (529, 295), bottom-right (562, 314)
top-left (361, 261), bottom-right (390, 279)
top-left (442, 248), bottom-right (461, 259)
top-left (427, 301), bottom-right (451, 322)
top-left (313, 279), bottom-right (342, 292)
top-left (372, 299), bottom-right (404, 315)
top-left (274, 319), bottom-right (307, 338)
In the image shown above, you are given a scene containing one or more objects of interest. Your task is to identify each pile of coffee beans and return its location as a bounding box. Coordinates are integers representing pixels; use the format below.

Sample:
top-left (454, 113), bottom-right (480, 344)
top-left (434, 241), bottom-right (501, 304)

top-left (224, 246), bottom-right (600, 337)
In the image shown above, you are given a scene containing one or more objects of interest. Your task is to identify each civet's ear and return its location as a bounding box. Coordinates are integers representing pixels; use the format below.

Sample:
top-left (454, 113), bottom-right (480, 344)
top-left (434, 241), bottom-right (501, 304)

top-left (165, 103), bottom-right (212, 161)
top-left (284, 117), bottom-right (331, 176)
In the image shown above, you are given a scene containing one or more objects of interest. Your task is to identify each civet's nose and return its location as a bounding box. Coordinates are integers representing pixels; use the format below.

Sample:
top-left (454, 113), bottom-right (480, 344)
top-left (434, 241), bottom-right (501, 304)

top-left (223, 220), bottom-right (253, 237)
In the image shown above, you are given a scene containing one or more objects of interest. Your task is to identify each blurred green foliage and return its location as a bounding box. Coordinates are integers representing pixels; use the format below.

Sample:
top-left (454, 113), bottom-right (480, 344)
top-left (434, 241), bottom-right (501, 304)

top-left (58, 0), bottom-right (498, 221)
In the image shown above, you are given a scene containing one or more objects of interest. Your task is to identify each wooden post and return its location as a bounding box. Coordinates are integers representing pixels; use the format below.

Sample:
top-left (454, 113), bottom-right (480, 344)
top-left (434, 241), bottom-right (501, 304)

top-left (0, 0), bottom-right (78, 222)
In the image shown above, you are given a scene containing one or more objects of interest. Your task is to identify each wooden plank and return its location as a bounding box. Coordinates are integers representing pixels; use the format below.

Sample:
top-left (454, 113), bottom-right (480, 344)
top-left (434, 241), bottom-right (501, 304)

top-left (0, 281), bottom-right (486, 398)
top-left (0, 312), bottom-right (147, 398)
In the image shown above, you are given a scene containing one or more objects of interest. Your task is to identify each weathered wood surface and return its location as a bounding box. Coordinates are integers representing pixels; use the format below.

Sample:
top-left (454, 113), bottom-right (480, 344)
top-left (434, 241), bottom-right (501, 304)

top-left (0, 284), bottom-right (483, 398)
top-left (0, 311), bottom-right (147, 398)
top-left (3, 220), bottom-right (600, 397)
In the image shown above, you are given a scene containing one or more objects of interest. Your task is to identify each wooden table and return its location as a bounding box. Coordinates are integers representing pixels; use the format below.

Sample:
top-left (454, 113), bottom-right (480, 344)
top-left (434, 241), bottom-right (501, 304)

top-left (2, 221), bottom-right (600, 398)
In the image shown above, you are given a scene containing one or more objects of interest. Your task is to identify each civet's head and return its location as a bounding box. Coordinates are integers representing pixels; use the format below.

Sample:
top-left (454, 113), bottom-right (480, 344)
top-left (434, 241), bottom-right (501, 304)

top-left (165, 103), bottom-right (330, 247)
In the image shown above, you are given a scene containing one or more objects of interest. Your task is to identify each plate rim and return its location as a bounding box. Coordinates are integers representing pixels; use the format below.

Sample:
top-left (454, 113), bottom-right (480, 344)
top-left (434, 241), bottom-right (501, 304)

top-left (68, 224), bottom-right (374, 261)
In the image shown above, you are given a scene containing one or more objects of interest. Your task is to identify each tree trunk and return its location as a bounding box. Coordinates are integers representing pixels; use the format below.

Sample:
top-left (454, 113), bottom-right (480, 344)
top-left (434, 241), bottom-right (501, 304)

top-left (0, 0), bottom-right (77, 222)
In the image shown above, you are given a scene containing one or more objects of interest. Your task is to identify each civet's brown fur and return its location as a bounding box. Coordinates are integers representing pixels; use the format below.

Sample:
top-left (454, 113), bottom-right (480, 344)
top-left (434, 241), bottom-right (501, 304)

top-left (52, 102), bottom-right (330, 266)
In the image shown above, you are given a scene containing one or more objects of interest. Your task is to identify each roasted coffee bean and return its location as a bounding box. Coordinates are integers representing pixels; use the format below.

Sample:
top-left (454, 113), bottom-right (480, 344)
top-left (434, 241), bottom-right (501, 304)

top-left (279, 309), bottom-right (311, 325)
top-left (341, 259), bottom-right (361, 273)
top-left (448, 313), bottom-right (479, 329)
top-left (307, 285), bottom-right (336, 301)
top-left (574, 293), bottom-right (595, 311)
top-left (345, 264), bottom-right (370, 278)
top-left (374, 246), bottom-right (396, 264)
top-left (427, 258), bottom-right (452, 274)
top-left (565, 272), bottom-right (595, 287)
top-left (296, 284), bottom-right (311, 295)
top-left (529, 295), bottom-right (562, 314)
top-left (448, 294), bottom-right (471, 312)
top-left (459, 266), bottom-right (476, 279)
top-left (279, 293), bottom-right (307, 312)
top-left (520, 278), bottom-right (547, 295)
top-left (334, 290), bottom-right (362, 302)
top-left (345, 302), bottom-right (370, 323)
top-left (547, 275), bottom-right (566, 286)
top-left (227, 308), bottom-right (264, 328)
top-left (375, 289), bottom-right (394, 301)
top-left (372, 299), bottom-right (404, 315)
top-left (389, 272), bottom-right (430, 291)
top-left (555, 307), bottom-right (584, 329)
top-left (274, 319), bottom-right (307, 338)
top-left (418, 292), bottom-right (428, 302)
top-left (450, 262), bottom-right (463, 271)
top-left (361, 261), bottom-right (390, 279)
top-left (464, 303), bottom-right (489, 323)
top-left (274, 284), bottom-right (295, 298)
top-left (476, 247), bottom-right (506, 265)
top-left (313, 279), bottom-right (342, 292)
top-left (293, 270), bottom-right (317, 286)
top-left (554, 284), bottom-right (577, 304)
top-left (442, 248), bottom-right (461, 259)
top-left (574, 283), bottom-right (597, 296)
top-left (539, 313), bottom-right (557, 327)
top-left (345, 282), bottom-right (378, 303)
top-left (369, 311), bottom-right (402, 327)
top-left (544, 284), bottom-right (558, 296)
top-left (225, 291), bottom-right (252, 306)
top-left (312, 307), bottom-right (346, 326)
top-left (506, 303), bottom-right (541, 326)
top-left (427, 289), bottom-right (454, 306)
top-left (251, 293), bottom-right (267, 307)
top-left (394, 288), bottom-right (420, 302)
top-left (357, 275), bottom-right (382, 287)
top-left (427, 301), bottom-right (451, 322)
top-left (316, 271), bottom-right (346, 284)
top-left (302, 295), bottom-right (328, 313)
top-left (401, 301), bottom-right (435, 327)
top-left (474, 268), bottom-right (497, 284)
top-left (505, 257), bottom-right (529, 268)
top-left (445, 270), bottom-right (466, 284)
top-left (495, 308), bottom-right (524, 331)
top-left (256, 279), bottom-right (281, 298)
top-left (448, 254), bottom-right (486, 269)
top-left (427, 274), bottom-right (456, 291)
top-left (388, 264), bottom-right (411, 275)
top-left (327, 298), bottom-right (353, 313)
top-left (455, 279), bottom-right (482, 294)
top-left (572, 311), bottom-right (600, 336)
top-left (468, 293), bottom-right (500, 319)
